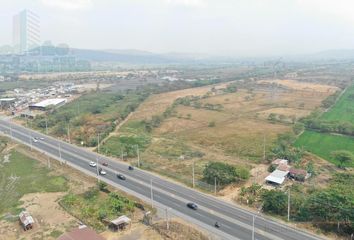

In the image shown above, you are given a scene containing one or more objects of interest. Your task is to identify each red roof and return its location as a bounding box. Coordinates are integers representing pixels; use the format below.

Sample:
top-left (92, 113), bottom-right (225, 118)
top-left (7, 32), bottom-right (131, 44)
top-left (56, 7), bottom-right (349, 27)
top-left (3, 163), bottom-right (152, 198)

top-left (57, 226), bottom-right (105, 240)
top-left (277, 163), bottom-right (290, 172)
top-left (289, 168), bottom-right (307, 176)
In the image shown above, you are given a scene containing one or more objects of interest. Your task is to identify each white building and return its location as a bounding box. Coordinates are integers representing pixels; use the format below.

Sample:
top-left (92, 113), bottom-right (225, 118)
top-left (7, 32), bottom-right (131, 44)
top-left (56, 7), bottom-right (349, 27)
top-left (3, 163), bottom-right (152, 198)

top-left (265, 169), bottom-right (289, 185)
top-left (29, 98), bottom-right (66, 111)
top-left (13, 9), bottom-right (40, 54)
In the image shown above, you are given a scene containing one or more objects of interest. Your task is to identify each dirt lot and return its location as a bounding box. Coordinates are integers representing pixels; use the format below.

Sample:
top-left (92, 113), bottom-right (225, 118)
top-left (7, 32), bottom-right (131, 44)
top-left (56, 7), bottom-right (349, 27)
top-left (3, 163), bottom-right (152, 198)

top-left (130, 83), bottom-right (230, 121)
top-left (114, 79), bottom-right (338, 196)
top-left (259, 79), bottom-right (339, 93)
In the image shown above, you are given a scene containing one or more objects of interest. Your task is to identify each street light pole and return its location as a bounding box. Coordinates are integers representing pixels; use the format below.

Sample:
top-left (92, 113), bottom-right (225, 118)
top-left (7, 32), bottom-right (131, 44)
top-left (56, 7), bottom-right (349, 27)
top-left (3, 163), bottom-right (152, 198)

top-left (165, 208), bottom-right (169, 230)
top-left (252, 215), bottom-right (255, 240)
top-left (214, 177), bottom-right (217, 195)
top-left (29, 130), bottom-right (33, 150)
top-left (97, 133), bottom-right (100, 153)
top-left (45, 117), bottom-right (48, 134)
top-left (192, 160), bottom-right (195, 188)
top-left (9, 125), bottom-right (13, 140)
top-left (96, 157), bottom-right (99, 177)
top-left (150, 179), bottom-right (154, 208)
top-left (288, 189), bottom-right (291, 222)
top-left (58, 143), bottom-right (62, 163)
top-left (136, 145), bottom-right (140, 167)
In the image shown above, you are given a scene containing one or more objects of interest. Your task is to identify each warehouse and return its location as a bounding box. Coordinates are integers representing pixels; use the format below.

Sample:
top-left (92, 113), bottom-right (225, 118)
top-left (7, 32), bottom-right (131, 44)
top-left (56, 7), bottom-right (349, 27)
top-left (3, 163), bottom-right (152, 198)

top-left (29, 98), bottom-right (66, 111)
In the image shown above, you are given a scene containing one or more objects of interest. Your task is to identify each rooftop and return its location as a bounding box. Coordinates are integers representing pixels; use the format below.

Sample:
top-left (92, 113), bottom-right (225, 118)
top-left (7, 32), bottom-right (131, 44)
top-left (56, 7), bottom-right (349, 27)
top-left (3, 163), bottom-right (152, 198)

top-left (30, 98), bottom-right (66, 108)
top-left (57, 225), bottom-right (105, 240)
top-left (110, 215), bottom-right (131, 226)
top-left (265, 169), bottom-right (289, 185)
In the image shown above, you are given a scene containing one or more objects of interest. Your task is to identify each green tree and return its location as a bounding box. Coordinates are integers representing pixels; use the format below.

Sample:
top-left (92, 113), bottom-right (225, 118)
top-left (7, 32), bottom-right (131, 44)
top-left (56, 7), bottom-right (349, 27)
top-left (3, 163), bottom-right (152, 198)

top-left (97, 181), bottom-right (108, 192)
top-left (292, 122), bottom-right (305, 135)
top-left (268, 113), bottom-right (277, 122)
top-left (331, 150), bottom-right (354, 168)
top-left (262, 190), bottom-right (287, 215)
top-left (203, 162), bottom-right (249, 185)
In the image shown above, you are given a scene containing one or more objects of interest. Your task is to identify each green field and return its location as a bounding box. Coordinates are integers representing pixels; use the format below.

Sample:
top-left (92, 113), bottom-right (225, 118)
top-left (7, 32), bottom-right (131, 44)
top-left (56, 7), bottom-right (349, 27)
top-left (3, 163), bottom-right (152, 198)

top-left (321, 84), bottom-right (354, 124)
top-left (295, 131), bottom-right (354, 167)
top-left (0, 150), bottom-right (68, 215)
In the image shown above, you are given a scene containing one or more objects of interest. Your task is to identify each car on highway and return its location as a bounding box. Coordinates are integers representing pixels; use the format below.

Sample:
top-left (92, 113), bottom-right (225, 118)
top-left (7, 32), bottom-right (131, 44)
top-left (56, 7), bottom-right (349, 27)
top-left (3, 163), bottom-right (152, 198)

top-left (102, 162), bottom-right (108, 166)
top-left (39, 137), bottom-right (45, 140)
top-left (116, 174), bottom-right (126, 180)
top-left (186, 202), bottom-right (198, 210)
top-left (32, 138), bottom-right (38, 143)
top-left (89, 161), bottom-right (97, 167)
top-left (99, 168), bottom-right (106, 175)
top-left (128, 166), bottom-right (134, 170)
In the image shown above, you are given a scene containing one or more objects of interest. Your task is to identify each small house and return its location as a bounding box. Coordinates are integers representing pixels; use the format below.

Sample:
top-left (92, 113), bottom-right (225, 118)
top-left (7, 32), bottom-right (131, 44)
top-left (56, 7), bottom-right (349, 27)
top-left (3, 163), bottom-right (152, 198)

top-left (109, 215), bottom-right (131, 232)
top-left (265, 169), bottom-right (289, 185)
top-left (289, 168), bottom-right (310, 181)
top-left (19, 211), bottom-right (34, 231)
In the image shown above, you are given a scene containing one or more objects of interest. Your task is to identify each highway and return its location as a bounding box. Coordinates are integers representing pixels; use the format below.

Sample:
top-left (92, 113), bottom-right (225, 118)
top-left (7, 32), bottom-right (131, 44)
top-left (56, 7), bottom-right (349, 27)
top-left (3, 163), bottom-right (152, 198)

top-left (0, 118), bottom-right (323, 240)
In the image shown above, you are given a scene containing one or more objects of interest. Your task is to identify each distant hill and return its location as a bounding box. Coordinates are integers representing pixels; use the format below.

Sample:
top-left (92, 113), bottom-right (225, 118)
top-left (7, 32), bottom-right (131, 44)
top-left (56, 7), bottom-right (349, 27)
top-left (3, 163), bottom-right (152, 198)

top-left (302, 49), bottom-right (354, 61)
top-left (70, 48), bottom-right (175, 64)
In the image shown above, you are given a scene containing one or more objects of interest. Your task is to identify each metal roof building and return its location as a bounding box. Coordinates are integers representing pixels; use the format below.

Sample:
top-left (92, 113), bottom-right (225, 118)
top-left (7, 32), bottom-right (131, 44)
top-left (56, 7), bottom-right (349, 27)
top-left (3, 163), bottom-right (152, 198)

top-left (29, 98), bottom-right (66, 111)
top-left (265, 169), bottom-right (289, 185)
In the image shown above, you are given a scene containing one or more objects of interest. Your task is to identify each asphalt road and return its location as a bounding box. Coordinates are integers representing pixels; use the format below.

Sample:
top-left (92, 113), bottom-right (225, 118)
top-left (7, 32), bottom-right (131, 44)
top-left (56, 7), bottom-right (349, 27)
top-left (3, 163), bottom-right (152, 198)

top-left (0, 119), bottom-right (323, 240)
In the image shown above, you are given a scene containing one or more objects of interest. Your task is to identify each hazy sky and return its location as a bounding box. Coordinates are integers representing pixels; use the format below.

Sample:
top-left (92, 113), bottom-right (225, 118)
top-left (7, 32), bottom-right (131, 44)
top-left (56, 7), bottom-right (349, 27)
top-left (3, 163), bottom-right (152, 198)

top-left (1, 0), bottom-right (354, 56)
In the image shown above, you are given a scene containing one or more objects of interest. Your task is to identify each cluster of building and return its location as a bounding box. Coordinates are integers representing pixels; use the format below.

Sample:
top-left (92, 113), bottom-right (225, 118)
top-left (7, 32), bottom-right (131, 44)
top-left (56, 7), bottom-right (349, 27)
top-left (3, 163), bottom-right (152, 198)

top-left (265, 159), bottom-right (311, 186)
top-left (0, 82), bottom-right (79, 117)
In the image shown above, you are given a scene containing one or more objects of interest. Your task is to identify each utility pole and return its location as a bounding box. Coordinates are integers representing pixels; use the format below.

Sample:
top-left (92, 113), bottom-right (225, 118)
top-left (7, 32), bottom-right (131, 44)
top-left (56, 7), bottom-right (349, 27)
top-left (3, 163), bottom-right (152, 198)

top-left (47, 153), bottom-right (50, 169)
top-left (67, 122), bottom-right (71, 143)
top-left (29, 130), bottom-right (33, 150)
top-left (192, 160), bottom-right (195, 188)
top-left (58, 143), bottom-right (62, 163)
top-left (150, 179), bottom-right (154, 208)
top-left (252, 215), bottom-right (255, 240)
top-left (96, 157), bottom-right (99, 177)
top-left (263, 134), bottom-right (266, 161)
top-left (9, 126), bottom-right (13, 140)
top-left (165, 208), bottom-right (169, 230)
top-left (97, 133), bottom-right (100, 153)
top-left (214, 177), bottom-right (217, 195)
top-left (287, 189), bottom-right (291, 222)
top-left (136, 145), bottom-right (140, 167)
top-left (45, 117), bottom-right (48, 135)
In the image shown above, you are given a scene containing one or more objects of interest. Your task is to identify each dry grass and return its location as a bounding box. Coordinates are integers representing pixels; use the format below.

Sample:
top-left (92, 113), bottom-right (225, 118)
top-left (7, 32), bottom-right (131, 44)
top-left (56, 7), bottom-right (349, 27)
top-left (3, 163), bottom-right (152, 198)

top-left (259, 79), bottom-right (339, 93)
top-left (130, 83), bottom-right (230, 121)
top-left (117, 79), bottom-right (336, 195)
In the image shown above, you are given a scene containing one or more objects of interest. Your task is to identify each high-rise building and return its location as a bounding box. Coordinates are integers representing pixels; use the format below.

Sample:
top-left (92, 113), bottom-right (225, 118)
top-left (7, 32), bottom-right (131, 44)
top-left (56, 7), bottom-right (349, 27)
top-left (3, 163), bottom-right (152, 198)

top-left (13, 9), bottom-right (40, 54)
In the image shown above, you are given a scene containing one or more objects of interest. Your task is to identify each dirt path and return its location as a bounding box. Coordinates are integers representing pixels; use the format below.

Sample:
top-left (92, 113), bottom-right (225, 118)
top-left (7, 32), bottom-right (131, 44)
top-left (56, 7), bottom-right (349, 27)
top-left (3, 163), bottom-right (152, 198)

top-left (101, 112), bottom-right (134, 145)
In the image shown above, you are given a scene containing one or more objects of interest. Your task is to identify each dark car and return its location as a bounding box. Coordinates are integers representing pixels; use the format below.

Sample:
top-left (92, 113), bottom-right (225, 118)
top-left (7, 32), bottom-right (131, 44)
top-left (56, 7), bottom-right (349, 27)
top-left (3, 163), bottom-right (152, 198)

top-left (102, 162), bottom-right (108, 166)
top-left (187, 202), bottom-right (198, 210)
top-left (117, 174), bottom-right (126, 180)
top-left (128, 166), bottom-right (134, 170)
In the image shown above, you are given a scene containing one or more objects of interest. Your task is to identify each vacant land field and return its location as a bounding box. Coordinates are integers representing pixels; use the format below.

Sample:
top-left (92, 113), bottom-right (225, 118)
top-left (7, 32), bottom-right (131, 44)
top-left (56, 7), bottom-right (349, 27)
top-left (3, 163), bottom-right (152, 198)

top-left (102, 79), bottom-right (336, 189)
top-left (0, 150), bottom-right (68, 215)
top-left (321, 84), bottom-right (354, 124)
top-left (295, 131), bottom-right (354, 167)
top-left (259, 79), bottom-right (338, 93)
top-left (130, 83), bottom-right (229, 121)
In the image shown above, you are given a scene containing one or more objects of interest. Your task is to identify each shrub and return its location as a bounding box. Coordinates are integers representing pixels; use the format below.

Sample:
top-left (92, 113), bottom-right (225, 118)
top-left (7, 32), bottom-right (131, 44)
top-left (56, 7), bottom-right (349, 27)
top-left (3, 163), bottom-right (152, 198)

top-left (203, 162), bottom-right (250, 185)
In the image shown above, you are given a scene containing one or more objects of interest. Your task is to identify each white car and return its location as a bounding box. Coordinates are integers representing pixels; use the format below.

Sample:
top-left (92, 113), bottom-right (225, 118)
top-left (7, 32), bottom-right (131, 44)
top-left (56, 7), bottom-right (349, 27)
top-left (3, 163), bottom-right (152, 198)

top-left (39, 137), bottom-right (45, 140)
top-left (32, 138), bottom-right (38, 143)
top-left (99, 168), bottom-right (107, 175)
top-left (89, 161), bottom-right (97, 167)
